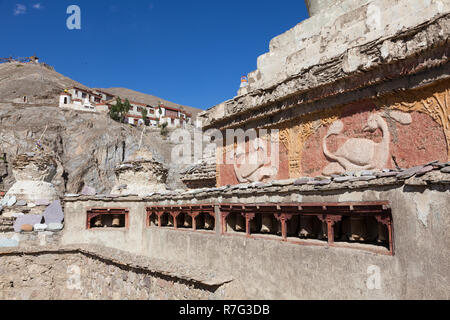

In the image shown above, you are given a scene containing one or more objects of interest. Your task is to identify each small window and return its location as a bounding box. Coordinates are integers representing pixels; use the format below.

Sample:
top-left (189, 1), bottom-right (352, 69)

top-left (87, 208), bottom-right (129, 229)
top-left (64, 97), bottom-right (68, 104)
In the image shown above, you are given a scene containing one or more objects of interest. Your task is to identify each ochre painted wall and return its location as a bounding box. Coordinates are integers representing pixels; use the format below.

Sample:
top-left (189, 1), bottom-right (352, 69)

top-left (217, 80), bottom-right (449, 186)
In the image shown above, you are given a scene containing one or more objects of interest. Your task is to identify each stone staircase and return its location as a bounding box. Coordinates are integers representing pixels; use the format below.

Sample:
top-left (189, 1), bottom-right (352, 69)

top-left (0, 216), bottom-right (15, 233)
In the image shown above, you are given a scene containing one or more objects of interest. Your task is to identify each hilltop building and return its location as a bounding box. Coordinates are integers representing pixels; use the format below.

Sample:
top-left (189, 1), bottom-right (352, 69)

top-left (59, 87), bottom-right (193, 127)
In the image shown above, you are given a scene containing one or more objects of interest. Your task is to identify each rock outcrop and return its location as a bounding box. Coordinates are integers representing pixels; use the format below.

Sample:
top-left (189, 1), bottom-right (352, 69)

top-left (0, 103), bottom-right (185, 196)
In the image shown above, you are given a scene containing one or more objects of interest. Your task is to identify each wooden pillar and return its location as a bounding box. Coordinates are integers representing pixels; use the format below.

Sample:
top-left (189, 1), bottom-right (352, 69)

top-left (189, 212), bottom-right (200, 231)
top-left (221, 212), bottom-right (230, 234)
top-left (170, 211), bottom-right (180, 229)
top-left (156, 211), bottom-right (164, 227)
top-left (275, 214), bottom-right (292, 241)
top-left (244, 213), bottom-right (256, 238)
top-left (326, 215), bottom-right (342, 246)
top-left (376, 215), bottom-right (394, 255)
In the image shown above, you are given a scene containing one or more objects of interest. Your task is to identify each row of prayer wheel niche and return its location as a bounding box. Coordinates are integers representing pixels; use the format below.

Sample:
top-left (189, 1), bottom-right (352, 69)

top-left (87, 202), bottom-right (393, 255)
top-left (87, 208), bottom-right (129, 229)
top-left (219, 202), bottom-right (394, 256)
top-left (147, 205), bottom-right (215, 231)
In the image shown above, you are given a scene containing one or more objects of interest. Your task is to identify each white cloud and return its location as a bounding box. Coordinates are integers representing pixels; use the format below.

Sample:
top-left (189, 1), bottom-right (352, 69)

top-left (13, 4), bottom-right (27, 16)
top-left (33, 3), bottom-right (43, 10)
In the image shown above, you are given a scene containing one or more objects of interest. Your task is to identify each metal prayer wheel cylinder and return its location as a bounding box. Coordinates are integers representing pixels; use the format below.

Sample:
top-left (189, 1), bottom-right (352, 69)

top-left (287, 215), bottom-right (299, 236)
top-left (204, 214), bottom-right (214, 230)
top-left (94, 216), bottom-right (103, 228)
top-left (317, 221), bottom-right (328, 240)
top-left (167, 215), bottom-right (174, 227)
top-left (260, 214), bottom-right (273, 234)
top-left (365, 217), bottom-right (379, 242)
top-left (250, 217), bottom-right (258, 233)
top-left (226, 214), bottom-right (236, 232)
top-left (235, 214), bottom-right (245, 232)
top-left (175, 214), bottom-right (184, 227)
top-left (350, 216), bottom-right (368, 241)
top-left (160, 214), bottom-right (168, 227)
top-left (377, 223), bottom-right (388, 243)
top-left (277, 220), bottom-right (282, 235)
top-left (152, 215), bottom-right (157, 226)
top-left (112, 215), bottom-right (121, 227)
top-left (183, 214), bottom-right (192, 228)
top-left (299, 216), bottom-right (315, 238)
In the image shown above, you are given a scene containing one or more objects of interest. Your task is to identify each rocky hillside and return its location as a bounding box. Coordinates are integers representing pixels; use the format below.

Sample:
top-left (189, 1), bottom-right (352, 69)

top-left (0, 103), bottom-right (186, 195)
top-left (0, 62), bottom-right (88, 105)
top-left (0, 61), bottom-right (200, 195)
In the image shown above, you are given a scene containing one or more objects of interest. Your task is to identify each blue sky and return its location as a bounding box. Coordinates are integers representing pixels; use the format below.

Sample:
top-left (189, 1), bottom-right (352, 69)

top-left (1, 0), bottom-right (309, 109)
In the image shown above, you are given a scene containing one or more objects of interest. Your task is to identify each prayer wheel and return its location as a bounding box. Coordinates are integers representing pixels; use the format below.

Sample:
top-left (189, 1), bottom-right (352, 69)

top-left (204, 214), bottom-right (214, 230)
top-left (377, 223), bottom-right (388, 243)
top-left (287, 215), bottom-right (299, 236)
top-left (299, 216), bottom-right (315, 238)
top-left (350, 216), bottom-right (368, 241)
top-left (317, 221), bottom-right (328, 240)
top-left (260, 214), bottom-right (273, 234)
top-left (112, 215), bottom-right (121, 227)
top-left (235, 214), bottom-right (245, 232)
top-left (183, 214), bottom-right (192, 228)
top-left (167, 215), bottom-right (174, 227)
top-left (94, 216), bottom-right (103, 228)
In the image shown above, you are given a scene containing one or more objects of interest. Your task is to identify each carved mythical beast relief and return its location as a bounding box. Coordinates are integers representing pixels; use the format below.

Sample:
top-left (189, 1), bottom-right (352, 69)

top-left (216, 80), bottom-right (450, 185)
top-left (322, 110), bottom-right (412, 176)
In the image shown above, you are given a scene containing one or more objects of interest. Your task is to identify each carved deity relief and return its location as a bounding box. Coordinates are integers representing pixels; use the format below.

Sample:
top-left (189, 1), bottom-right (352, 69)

top-left (322, 111), bottom-right (412, 175)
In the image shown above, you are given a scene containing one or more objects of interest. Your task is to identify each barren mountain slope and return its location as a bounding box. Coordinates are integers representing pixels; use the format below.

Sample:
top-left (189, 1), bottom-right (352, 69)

top-left (0, 62), bottom-right (88, 104)
top-left (0, 103), bottom-right (185, 195)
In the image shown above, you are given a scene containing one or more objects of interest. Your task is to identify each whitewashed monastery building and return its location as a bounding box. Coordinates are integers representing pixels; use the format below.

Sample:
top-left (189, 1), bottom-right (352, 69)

top-left (59, 87), bottom-right (192, 128)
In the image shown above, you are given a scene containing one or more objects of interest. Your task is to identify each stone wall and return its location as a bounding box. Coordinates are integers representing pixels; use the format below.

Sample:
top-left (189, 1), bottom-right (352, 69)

top-left (61, 172), bottom-right (450, 299)
top-left (0, 246), bottom-right (232, 300)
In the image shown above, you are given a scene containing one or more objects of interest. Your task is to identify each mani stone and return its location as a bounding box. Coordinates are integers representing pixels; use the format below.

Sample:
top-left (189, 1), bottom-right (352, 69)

top-left (47, 223), bottom-right (64, 231)
top-left (0, 238), bottom-right (19, 248)
top-left (43, 200), bottom-right (64, 224)
top-left (334, 176), bottom-right (351, 183)
top-left (357, 175), bottom-right (377, 181)
top-left (16, 200), bottom-right (27, 206)
top-left (21, 224), bottom-right (33, 232)
top-left (416, 165), bottom-right (434, 176)
top-left (81, 186), bottom-right (96, 196)
top-left (441, 167), bottom-right (450, 174)
top-left (11, 212), bottom-right (24, 218)
top-left (7, 196), bottom-right (17, 207)
top-left (376, 171), bottom-right (398, 178)
top-left (397, 166), bottom-right (424, 179)
top-left (14, 215), bottom-right (43, 233)
top-left (0, 196), bottom-right (9, 206)
top-left (361, 171), bottom-right (375, 176)
top-left (294, 178), bottom-right (311, 185)
top-left (34, 224), bottom-right (48, 232)
top-left (35, 199), bottom-right (51, 206)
